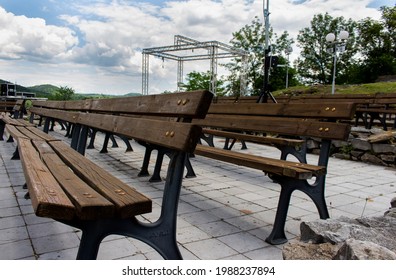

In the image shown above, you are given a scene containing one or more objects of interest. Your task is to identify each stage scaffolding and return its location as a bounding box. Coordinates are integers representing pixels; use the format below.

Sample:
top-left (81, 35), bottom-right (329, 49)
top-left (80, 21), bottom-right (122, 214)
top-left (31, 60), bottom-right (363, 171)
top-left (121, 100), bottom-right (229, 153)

top-left (142, 35), bottom-right (249, 95)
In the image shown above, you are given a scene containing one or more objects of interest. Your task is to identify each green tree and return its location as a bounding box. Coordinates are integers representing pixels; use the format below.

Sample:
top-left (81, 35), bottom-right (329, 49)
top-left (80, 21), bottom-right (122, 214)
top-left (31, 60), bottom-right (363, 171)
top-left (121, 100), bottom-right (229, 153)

top-left (295, 13), bottom-right (358, 85)
top-left (353, 6), bottom-right (396, 82)
top-left (180, 71), bottom-right (226, 95)
top-left (53, 86), bottom-right (75, 100)
top-left (225, 16), bottom-right (297, 96)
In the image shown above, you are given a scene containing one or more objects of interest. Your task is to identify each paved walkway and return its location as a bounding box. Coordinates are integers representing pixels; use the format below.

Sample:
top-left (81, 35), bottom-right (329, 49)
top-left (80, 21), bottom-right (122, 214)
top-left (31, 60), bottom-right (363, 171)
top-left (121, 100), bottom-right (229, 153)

top-left (0, 128), bottom-right (395, 260)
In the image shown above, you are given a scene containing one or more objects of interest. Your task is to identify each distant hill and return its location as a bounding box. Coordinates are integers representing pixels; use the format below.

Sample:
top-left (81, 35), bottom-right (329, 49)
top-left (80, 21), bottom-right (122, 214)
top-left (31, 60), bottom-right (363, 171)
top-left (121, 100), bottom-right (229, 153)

top-left (1, 79), bottom-right (142, 98)
top-left (28, 84), bottom-right (59, 97)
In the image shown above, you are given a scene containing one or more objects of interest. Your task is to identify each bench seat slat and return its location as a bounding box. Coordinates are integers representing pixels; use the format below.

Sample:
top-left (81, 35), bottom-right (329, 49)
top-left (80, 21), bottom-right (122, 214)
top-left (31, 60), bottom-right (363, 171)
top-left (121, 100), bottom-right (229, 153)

top-left (5, 124), bottom-right (29, 140)
top-left (202, 128), bottom-right (304, 147)
top-left (17, 138), bottom-right (76, 220)
top-left (25, 126), bottom-right (60, 142)
top-left (0, 115), bottom-right (34, 126)
top-left (48, 140), bottom-right (152, 219)
top-left (32, 140), bottom-right (116, 220)
top-left (195, 144), bottom-right (325, 180)
top-left (7, 125), bottom-right (59, 142)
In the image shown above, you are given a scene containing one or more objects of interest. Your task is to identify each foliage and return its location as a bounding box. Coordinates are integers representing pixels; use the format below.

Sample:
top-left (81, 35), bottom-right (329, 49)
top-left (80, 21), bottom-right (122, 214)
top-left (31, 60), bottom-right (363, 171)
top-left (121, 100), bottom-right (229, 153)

top-left (295, 13), bottom-right (358, 85)
top-left (351, 6), bottom-right (396, 83)
top-left (179, 71), bottom-right (226, 95)
top-left (52, 86), bottom-right (75, 100)
top-left (224, 16), bottom-right (298, 96)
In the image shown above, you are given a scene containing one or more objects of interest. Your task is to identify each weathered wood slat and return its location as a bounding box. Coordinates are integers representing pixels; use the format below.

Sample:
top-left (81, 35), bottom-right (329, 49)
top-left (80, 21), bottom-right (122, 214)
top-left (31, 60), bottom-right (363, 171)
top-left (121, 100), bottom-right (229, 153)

top-left (31, 90), bottom-right (213, 119)
top-left (29, 108), bottom-right (80, 124)
top-left (48, 140), bottom-right (152, 219)
top-left (25, 126), bottom-right (60, 142)
top-left (76, 112), bottom-right (203, 153)
top-left (202, 128), bottom-right (304, 147)
top-left (88, 90), bottom-right (213, 118)
top-left (17, 138), bottom-right (76, 220)
top-left (196, 115), bottom-right (351, 140)
top-left (32, 140), bottom-right (116, 220)
top-left (5, 124), bottom-right (29, 139)
top-left (207, 102), bottom-right (356, 119)
top-left (195, 144), bottom-right (325, 180)
top-left (0, 114), bottom-right (33, 126)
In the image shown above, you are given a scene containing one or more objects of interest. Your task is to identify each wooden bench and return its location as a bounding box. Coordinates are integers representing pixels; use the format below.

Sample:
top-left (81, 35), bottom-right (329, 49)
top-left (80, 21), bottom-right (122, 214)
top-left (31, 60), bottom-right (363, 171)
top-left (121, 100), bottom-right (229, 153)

top-left (190, 102), bottom-right (356, 245)
top-left (5, 90), bottom-right (213, 260)
top-left (11, 99), bottom-right (28, 119)
top-left (0, 100), bottom-right (17, 116)
top-left (0, 114), bottom-right (35, 142)
top-left (30, 99), bottom-right (147, 154)
top-left (355, 92), bottom-right (396, 130)
top-left (202, 96), bottom-right (307, 159)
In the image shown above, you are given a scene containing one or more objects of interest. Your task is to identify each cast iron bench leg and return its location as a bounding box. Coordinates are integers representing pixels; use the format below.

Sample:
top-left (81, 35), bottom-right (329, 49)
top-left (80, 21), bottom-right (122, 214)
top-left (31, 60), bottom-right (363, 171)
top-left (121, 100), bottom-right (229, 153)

top-left (64, 152), bottom-right (187, 260)
top-left (200, 134), bottom-right (215, 147)
top-left (279, 140), bottom-right (307, 164)
top-left (87, 128), bottom-right (97, 149)
top-left (138, 145), bottom-right (153, 177)
top-left (266, 140), bottom-right (331, 245)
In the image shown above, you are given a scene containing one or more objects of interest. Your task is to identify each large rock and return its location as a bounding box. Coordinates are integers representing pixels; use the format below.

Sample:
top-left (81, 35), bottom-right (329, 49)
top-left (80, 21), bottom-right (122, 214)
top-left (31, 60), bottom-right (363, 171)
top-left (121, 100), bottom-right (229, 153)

top-left (334, 239), bottom-right (396, 260)
top-left (283, 213), bottom-right (396, 260)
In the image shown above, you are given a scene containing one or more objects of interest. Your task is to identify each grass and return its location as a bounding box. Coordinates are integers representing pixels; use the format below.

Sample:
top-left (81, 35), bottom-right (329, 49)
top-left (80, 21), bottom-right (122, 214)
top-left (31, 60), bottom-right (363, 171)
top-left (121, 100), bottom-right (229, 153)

top-left (272, 81), bottom-right (396, 96)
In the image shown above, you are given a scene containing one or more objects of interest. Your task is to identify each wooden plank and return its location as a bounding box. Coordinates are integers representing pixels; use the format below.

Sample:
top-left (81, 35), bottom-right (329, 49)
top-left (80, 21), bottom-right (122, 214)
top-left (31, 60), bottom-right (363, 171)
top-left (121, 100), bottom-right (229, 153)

top-left (29, 108), bottom-right (80, 123)
top-left (88, 90), bottom-right (213, 118)
top-left (25, 126), bottom-right (60, 142)
top-left (32, 140), bottom-right (115, 220)
top-left (16, 138), bottom-right (75, 220)
top-left (31, 100), bottom-right (66, 109)
top-left (195, 115), bottom-right (351, 140)
top-left (207, 102), bottom-right (356, 119)
top-left (195, 145), bottom-right (325, 180)
top-left (76, 112), bottom-right (203, 153)
top-left (7, 126), bottom-right (55, 141)
top-left (48, 140), bottom-right (152, 219)
top-left (202, 128), bottom-right (304, 147)
top-left (5, 125), bottom-right (29, 140)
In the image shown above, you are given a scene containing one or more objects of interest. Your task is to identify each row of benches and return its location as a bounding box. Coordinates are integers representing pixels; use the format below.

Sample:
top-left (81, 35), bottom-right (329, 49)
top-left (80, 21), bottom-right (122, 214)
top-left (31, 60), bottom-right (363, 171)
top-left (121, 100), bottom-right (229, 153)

top-left (0, 90), bottom-right (356, 259)
top-left (215, 92), bottom-right (396, 130)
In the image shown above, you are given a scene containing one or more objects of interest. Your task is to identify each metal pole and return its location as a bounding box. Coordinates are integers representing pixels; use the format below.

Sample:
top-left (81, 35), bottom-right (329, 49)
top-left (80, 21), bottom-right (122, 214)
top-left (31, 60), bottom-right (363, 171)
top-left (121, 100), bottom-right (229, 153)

top-left (258, 0), bottom-right (276, 103)
top-left (286, 53), bottom-right (289, 89)
top-left (331, 47), bottom-right (337, 95)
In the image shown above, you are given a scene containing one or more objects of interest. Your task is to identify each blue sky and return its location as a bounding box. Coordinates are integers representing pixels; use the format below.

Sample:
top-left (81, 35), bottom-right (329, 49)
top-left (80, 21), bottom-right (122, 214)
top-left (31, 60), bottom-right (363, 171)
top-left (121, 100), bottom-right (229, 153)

top-left (0, 0), bottom-right (394, 94)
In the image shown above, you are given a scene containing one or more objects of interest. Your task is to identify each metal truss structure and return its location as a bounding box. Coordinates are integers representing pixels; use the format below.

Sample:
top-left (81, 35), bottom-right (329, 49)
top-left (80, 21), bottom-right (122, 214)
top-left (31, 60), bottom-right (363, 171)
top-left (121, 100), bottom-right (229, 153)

top-left (142, 35), bottom-right (249, 95)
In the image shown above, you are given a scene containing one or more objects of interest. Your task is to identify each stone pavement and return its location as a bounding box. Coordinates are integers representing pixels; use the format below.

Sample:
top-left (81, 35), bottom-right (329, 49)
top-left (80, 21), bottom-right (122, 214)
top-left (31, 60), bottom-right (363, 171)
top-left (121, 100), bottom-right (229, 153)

top-left (0, 128), bottom-right (395, 260)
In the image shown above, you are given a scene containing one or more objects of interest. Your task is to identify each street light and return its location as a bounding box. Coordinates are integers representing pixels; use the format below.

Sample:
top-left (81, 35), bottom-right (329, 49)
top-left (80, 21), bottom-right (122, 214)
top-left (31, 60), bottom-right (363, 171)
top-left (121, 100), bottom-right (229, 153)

top-left (285, 46), bottom-right (293, 88)
top-left (325, 30), bottom-right (349, 94)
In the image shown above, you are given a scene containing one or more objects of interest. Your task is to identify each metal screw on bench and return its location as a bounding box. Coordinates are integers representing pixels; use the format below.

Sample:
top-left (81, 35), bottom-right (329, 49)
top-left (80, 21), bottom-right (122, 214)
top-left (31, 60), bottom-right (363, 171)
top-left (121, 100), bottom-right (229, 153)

top-left (325, 30), bottom-right (349, 95)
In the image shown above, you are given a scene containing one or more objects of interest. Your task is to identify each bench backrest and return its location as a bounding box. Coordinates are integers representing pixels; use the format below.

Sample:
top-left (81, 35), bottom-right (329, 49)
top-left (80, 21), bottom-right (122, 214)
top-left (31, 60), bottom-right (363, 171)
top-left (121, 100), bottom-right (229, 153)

top-left (30, 90), bottom-right (213, 152)
top-left (194, 102), bottom-right (356, 141)
top-left (0, 100), bottom-right (17, 112)
top-left (31, 90), bottom-right (212, 119)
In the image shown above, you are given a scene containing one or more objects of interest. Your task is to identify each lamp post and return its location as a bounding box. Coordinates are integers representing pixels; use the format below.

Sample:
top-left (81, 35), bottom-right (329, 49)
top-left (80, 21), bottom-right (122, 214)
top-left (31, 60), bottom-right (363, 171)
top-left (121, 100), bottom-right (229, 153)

top-left (285, 46), bottom-right (293, 89)
top-left (325, 30), bottom-right (349, 94)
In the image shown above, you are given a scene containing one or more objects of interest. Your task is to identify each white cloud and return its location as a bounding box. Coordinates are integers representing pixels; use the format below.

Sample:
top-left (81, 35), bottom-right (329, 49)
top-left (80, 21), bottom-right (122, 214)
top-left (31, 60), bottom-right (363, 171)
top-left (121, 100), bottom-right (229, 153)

top-left (0, 7), bottom-right (78, 61)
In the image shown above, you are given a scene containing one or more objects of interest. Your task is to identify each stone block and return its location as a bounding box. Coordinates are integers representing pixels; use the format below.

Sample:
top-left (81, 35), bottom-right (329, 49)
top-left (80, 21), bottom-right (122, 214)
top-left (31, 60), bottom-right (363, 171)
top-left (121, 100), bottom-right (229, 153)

top-left (372, 143), bottom-right (396, 154)
top-left (361, 153), bottom-right (385, 165)
top-left (351, 138), bottom-right (372, 151)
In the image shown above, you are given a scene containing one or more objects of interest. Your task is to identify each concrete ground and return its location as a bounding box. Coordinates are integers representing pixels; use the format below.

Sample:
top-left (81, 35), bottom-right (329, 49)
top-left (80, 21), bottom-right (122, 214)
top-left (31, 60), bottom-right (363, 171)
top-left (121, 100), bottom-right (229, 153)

top-left (0, 127), bottom-right (395, 260)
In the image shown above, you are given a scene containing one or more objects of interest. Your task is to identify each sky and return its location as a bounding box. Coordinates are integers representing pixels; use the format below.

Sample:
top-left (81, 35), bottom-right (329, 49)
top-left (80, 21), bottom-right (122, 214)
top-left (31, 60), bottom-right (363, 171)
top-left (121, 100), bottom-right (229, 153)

top-left (0, 0), bottom-right (394, 95)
